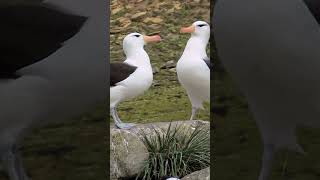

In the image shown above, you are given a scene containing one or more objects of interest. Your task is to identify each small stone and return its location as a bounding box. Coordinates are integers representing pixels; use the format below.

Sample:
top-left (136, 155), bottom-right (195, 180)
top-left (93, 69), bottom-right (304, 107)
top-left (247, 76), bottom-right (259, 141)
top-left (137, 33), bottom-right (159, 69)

top-left (152, 66), bottom-right (160, 74)
top-left (131, 12), bottom-right (147, 20)
top-left (143, 16), bottom-right (163, 24)
top-left (112, 7), bottom-right (123, 15)
top-left (169, 68), bottom-right (176, 73)
top-left (161, 60), bottom-right (176, 69)
top-left (181, 167), bottom-right (210, 180)
top-left (153, 80), bottom-right (161, 87)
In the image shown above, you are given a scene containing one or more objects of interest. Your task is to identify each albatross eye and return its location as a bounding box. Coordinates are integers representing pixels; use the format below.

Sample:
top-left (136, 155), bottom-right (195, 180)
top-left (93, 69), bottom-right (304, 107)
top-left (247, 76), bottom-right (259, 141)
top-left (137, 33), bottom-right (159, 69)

top-left (197, 24), bottom-right (207, 27)
top-left (133, 34), bottom-right (140, 37)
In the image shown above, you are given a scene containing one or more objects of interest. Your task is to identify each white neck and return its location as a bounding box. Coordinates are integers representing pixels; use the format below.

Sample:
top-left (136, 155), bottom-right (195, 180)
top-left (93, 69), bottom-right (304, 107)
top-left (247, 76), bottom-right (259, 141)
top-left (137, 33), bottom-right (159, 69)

top-left (182, 35), bottom-right (209, 58)
top-left (124, 48), bottom-right (151, 68)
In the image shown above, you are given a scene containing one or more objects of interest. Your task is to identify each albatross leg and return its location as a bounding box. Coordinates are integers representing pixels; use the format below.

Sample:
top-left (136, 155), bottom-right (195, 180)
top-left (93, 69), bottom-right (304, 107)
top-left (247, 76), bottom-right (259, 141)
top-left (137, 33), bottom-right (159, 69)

top-left (14, 149), bottom-right (30, 180)
top-left (258, 144), bottom-right (275, 180)
top-left (2, 151), bottom-right (19, 180)
top-left (111, 107), bottom-right (135, 130)
top-left (1, 145), bottom-right (30, 180)
top-left (190, 107), bottom-right (198, 120)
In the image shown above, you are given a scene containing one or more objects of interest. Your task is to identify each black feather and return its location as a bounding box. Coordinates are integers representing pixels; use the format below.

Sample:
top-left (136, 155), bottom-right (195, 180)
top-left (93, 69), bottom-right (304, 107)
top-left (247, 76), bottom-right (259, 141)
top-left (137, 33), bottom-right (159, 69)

top-left (304, 0), bottom-right (320, 24)
top-left (110, 62), bottom-right (137, 86)
top-left (0, 3), bottom-right (88, 79)
top-left (203, 57), bottom-right (212, 69)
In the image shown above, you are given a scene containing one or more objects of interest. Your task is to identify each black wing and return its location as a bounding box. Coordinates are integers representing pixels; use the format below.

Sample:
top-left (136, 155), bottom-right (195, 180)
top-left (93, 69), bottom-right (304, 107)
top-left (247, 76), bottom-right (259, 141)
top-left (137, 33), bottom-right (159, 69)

top-left (203, 57), bottom-right (212, 69)
top-left (111, 62), bottom-right (137, 86)
top-left (0, 3), bottom-right (87, 78)
top-left (304, 0), bottom-right (320, 24)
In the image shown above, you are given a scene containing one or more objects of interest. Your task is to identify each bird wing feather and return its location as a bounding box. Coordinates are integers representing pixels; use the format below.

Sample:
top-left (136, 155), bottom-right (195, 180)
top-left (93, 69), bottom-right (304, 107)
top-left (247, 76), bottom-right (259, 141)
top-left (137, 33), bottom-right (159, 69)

top-left (203, 57), bottom-right (212, 69)
top-left (0, 3), bottom-right (87, 78)
top-left (304, 0), bottom-right (320, 24)
top-left (110, 62), bottom-right (137, 86)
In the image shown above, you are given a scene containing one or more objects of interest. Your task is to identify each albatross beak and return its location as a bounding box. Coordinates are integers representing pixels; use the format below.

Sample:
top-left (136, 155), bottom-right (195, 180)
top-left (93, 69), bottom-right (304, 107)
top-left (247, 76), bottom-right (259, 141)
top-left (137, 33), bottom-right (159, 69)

top-left (180, 25), bottom-right (195, 33)
top-left (143, 35), bottom-right (161, 43)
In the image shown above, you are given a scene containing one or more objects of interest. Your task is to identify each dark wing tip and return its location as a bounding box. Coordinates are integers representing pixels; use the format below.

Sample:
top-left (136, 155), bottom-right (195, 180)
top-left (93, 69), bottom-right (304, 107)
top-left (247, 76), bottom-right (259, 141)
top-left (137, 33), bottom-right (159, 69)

top-left (40, 2), bottom-right (89, 41)
top-left (303, 0), bottom-right (320, 24)
top-left (203, 57), bottom-right (212, 69)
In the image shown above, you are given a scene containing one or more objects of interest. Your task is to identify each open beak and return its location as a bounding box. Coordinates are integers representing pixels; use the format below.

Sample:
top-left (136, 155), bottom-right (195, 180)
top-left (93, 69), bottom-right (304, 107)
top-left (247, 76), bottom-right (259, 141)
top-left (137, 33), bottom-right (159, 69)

top-left (180, 25), bottom-right (195, 33)
top-left (143, 35), bottom-right (161, 43)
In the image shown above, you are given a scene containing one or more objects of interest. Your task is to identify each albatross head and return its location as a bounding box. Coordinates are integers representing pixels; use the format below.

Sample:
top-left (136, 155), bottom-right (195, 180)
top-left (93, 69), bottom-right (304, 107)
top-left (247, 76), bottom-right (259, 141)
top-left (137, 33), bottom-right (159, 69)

top-left (123, 32), bottom-right (161, 55)
top-left (180, 21), bottom-right (210, 41)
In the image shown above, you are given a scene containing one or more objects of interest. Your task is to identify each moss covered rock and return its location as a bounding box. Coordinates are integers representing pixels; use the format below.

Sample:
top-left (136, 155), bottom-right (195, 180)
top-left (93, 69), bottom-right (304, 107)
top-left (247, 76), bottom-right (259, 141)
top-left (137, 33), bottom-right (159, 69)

top-left (181, 167), bottom-right (210, 180)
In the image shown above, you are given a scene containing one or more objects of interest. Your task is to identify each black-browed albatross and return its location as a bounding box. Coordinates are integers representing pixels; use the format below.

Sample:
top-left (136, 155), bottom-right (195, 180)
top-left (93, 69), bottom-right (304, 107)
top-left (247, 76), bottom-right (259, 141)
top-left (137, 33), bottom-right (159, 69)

top-left (110, 33), bottom-right (161, 129)
top-left (0, 0), bottom-right (107, 179)
top-left (176, 21), bottom-right (211, 120)
top-left (214, 0), bottom-right (320, 179)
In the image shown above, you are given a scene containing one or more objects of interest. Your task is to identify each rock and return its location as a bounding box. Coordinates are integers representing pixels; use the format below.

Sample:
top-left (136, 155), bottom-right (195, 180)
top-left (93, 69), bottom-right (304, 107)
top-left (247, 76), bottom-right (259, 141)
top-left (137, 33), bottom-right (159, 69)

top-left (111, 6), bottom-right (123, 15)
top-left (169, 68), bottom-right (176, 73)
top-left (181, 167), bottom-right (210, 180)
top-left (110, 120), bottom-right (209, 179)
top-left (152, 80), bottom-right (161, 87)
top-left (131, 11), bottom-right (147, 20)
top-left (110, 129), bottom-right (149, 179)
top-left (152, 66), bottom-right (160, 74)
top-left (143, 16), bottom-right (163, 24)
top-left (161, 60), bottom-right (176, 69)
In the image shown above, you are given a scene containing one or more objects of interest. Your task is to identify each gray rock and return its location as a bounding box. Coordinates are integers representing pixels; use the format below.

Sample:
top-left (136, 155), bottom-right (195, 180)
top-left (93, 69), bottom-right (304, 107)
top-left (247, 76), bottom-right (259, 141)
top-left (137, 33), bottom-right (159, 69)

top-left (110, 129), bottom-right (149, 179)
top-left (181, 167), bottom-right (210, 180)
top-left (169, 68), bottom-right (177, 73)
top-left (152, 66), bottom-right (160, 74)
top-left (161, 60), bottom-right (176, 69)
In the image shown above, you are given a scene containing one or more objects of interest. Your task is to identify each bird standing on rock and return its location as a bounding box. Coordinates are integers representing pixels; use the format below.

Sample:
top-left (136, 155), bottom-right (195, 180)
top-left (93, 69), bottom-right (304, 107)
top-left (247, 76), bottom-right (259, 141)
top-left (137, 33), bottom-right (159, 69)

top-left (177, 21), bottom-right (211, 120)
top-left (110, 33), bottom-right (161, 129)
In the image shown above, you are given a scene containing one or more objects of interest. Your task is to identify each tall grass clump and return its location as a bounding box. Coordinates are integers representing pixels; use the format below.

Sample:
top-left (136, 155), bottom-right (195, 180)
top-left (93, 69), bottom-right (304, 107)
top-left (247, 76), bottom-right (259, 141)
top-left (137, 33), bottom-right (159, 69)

top-left (136, 123), bottom-right (210, 180)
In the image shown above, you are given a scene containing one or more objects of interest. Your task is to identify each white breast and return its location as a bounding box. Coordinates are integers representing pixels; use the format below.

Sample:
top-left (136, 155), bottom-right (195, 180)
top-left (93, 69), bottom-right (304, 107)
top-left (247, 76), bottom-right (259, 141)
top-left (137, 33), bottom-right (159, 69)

top-left (177, 55), bottom-right (210, 102)
top-left (110, 65), bottom-right (153, 108)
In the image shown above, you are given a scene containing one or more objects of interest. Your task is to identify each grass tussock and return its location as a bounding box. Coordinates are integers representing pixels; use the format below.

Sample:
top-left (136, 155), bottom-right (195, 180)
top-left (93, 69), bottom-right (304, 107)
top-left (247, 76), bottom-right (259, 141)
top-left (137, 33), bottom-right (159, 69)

top-left (137, 123), bottom-right (210, 180)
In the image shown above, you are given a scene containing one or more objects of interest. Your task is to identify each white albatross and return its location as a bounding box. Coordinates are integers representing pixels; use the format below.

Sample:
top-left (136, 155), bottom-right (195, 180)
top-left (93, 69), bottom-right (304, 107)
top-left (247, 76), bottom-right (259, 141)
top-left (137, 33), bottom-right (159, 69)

top-left (176, 21), bottom-right (211, 120)
top-left (110, 33), bottom-right (161, 129)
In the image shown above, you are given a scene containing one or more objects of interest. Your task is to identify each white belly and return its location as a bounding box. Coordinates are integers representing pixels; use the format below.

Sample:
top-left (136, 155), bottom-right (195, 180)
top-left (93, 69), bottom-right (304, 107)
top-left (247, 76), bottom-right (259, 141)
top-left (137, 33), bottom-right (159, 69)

top-left (177, 57), bottom-right (210, 108)
top-left (110, 67), bottom-right (153, 107)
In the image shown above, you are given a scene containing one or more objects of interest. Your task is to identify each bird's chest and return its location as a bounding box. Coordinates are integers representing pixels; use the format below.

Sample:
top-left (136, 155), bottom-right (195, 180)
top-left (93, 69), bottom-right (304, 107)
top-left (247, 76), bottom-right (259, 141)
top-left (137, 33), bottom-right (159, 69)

top-left (124, 67), bottom-right (153, 94)
top-left (177, 56), bottom-right (204, 75)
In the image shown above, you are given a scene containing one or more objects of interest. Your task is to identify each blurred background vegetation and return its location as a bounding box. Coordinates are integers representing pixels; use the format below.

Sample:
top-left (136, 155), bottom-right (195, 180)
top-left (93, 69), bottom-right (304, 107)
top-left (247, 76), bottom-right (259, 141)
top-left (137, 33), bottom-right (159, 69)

top-left (110, 0), bottom-right (210, 124)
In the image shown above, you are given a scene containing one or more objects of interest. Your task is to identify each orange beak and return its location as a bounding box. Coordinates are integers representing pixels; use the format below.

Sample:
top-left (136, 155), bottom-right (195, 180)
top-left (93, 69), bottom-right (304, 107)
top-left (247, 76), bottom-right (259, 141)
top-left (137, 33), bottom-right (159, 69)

top-left (143, 35), bottom-right (161, 43)
top-left (180, 25), bottom-right (195, 33)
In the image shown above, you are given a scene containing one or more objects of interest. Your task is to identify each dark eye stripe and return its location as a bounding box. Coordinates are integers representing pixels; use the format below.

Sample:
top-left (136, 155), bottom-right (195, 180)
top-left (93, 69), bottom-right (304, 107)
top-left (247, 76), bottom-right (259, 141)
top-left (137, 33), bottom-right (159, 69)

top-left (133, 35), bottom-right (140, 37)
top-left (197, 24), bottom-right (207, 27)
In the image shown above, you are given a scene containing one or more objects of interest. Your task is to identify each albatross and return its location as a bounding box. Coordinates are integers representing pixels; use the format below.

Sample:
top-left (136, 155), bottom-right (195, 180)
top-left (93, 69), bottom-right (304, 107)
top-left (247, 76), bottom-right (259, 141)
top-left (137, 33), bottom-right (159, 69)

top-left (214, 0), bottom-right (320, 179)
top-left (0, 0), bottom-right (107, 179)
top-left (176, 21), bottom-right (211, 120)
top-left (110, 33), bottom-right (161, 129)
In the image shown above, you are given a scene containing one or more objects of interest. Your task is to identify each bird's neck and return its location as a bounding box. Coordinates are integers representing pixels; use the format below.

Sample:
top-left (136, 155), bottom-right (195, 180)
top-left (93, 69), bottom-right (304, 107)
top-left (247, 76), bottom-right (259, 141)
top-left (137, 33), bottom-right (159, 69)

top-left (183, 36), bottom-right (208, 57)
top-left (125, 49), bottom-right (151, 68)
